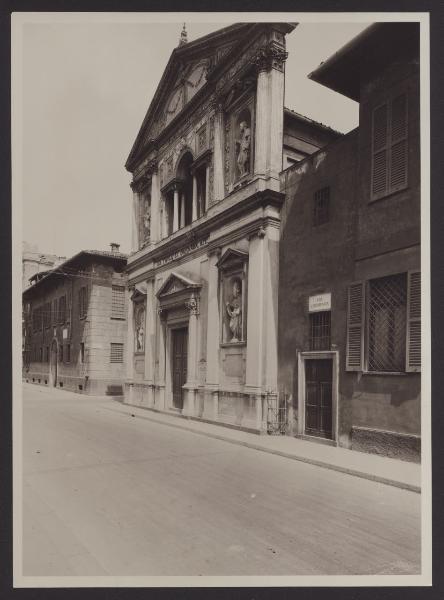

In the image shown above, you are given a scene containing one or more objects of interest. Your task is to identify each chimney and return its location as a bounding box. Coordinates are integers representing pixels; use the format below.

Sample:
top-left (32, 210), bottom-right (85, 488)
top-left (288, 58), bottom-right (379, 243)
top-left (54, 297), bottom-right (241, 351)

top-left (110, 242), bottom-right (120, 254)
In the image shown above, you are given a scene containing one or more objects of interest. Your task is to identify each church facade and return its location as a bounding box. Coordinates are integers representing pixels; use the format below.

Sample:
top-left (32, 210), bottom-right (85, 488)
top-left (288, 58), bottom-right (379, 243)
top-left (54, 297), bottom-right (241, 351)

top-left (123, 23), bottom-right (338, 432)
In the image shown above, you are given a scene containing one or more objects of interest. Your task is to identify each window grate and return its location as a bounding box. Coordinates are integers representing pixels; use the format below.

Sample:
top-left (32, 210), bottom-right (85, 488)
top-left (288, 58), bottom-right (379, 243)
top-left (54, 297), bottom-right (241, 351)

top-left (368, 274), bottom-right (407, 372)
top-left (110, 343), bottom-right (124, 363)
top-left (309, 311), bottom-right (331, 351)
top-left (313, 187), bottom-right (330, 226)
top-left (111, 285), bottom-right (125, 319)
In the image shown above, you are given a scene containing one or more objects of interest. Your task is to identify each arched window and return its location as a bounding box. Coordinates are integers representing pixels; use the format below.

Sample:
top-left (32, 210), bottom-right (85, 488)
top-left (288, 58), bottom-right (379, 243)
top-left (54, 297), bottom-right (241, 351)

top-left (176, 152), bottom-right (193, 228)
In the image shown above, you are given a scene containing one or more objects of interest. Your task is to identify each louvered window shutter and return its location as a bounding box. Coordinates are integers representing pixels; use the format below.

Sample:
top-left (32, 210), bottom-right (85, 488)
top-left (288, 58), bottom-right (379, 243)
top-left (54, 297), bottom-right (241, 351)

top-left (390, 94), bottom-right (408, 191)
top-left (371, 104), bottom-right (389, 198)
top-left (406, 271), bottom-right (421, 372)
top-left (346, 282), bottom-right (365, 371)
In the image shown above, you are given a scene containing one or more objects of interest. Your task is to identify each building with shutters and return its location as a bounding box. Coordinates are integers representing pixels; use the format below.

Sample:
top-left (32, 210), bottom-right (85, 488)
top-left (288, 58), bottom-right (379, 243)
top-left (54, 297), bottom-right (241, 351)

top-left (124, 23), bottom-right (339, 431)
top-left (23, 245), bottom-right (128, 396)
top-left (278, 23), bottom-right (421, 461)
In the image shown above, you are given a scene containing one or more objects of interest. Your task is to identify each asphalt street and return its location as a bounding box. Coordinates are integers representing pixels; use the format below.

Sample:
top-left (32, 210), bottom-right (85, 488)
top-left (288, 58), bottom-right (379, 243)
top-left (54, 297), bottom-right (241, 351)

top-left (22, 384), bottom-right (421, 576)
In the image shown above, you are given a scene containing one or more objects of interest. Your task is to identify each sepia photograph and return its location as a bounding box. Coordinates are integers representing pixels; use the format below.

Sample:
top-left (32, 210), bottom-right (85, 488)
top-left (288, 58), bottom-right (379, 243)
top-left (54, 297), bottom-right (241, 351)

top-left (11, 11), bottom-right (431, 588)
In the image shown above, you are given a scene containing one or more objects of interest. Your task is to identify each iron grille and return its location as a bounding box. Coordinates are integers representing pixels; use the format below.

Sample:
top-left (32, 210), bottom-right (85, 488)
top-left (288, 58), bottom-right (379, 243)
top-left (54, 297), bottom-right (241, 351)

top-left (266, 393), bottom-right (287, 435)
top-left (368, 274), bottom-right (407, 372)
top-left (110, 343), bottom-right (124, 363)
top-left (111, 285), bottom-right (125, 319)
top-left (309, 311), bottom-right (331, 351)
top-left (313, 187), bottom-right (330, 226)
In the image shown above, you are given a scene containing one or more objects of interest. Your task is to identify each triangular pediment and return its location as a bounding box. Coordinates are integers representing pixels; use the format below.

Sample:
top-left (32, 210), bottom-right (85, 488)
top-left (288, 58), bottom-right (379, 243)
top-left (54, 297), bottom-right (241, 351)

top-left (216, 248), bottom-right (248, 271)
top-left (157, 272), bottom-right (201, 298)
top-left (125, 23), bottom-right (259, 171)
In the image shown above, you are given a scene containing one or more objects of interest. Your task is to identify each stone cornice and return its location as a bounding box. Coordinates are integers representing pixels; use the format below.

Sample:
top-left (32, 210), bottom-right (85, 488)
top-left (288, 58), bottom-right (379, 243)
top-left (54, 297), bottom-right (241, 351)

top-left (126, 188), bottom-right (285, 275)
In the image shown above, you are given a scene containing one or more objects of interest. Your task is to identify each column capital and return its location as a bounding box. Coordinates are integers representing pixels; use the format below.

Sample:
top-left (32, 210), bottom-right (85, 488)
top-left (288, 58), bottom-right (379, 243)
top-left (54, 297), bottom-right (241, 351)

top-left (248, 224), bottom-right (267, 241)
top-left (185, 297), bottom-right (200, 316)
top-left (251, 42), bottom-right (288, 73)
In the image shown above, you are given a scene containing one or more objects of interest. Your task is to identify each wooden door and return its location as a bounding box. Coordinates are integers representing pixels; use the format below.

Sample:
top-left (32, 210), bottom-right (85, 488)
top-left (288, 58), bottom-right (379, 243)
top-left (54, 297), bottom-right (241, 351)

top-left (305, 359), bottom-right (333, 439)
top-left (172, 328), bottom-right (188, 410)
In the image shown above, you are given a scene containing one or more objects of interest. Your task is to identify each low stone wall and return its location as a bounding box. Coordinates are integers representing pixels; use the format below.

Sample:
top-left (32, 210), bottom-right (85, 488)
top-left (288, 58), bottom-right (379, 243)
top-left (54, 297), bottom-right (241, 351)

top-left (351, 426), bottom-right (421, 463)
top-left (23, 371), bottom-right (124, 397)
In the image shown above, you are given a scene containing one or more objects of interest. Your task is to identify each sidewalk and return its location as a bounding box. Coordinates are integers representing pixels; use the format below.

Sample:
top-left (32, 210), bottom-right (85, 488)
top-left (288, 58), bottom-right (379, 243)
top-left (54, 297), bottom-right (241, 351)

top-left (102, 398), bottom-right (421, 494)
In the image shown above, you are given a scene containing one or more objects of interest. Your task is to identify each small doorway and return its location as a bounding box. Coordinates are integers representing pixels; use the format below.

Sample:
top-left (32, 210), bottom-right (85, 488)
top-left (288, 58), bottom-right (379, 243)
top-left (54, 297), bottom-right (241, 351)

top-left (304, 358), bottom-right (333, 439)
top-left (172, 327), bottom-right (188, 410)
top-left (49, 340), bottom-right (58, 387)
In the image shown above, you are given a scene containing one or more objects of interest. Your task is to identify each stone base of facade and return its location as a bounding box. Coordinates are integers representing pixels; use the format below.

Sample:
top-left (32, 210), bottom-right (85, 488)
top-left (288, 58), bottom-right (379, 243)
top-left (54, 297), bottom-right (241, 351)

top-left (124, 382), bottom-right (268, 434)
top-left (351, 426), bottom-right (421, 463)
top-left (23, 371), bottom-right (124, 397)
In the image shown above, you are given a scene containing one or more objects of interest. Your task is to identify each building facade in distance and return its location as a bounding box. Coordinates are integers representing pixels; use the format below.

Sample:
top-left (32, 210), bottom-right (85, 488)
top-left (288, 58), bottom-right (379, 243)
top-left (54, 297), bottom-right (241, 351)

top-left (124, 23), bottom-right (338, 431)
top-left (279, 23), bottom-right (421, 461)
top-left (22, 241), bottom-right (66, 289)
top-left (23, 245), bottom-right (128, 396)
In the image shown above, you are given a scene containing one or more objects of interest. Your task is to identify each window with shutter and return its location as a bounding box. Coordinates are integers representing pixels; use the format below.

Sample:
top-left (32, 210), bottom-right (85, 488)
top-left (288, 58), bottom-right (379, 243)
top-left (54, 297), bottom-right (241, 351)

top-left (371, 93), bottom-right (408, 201)
top-left (111, 285), bottom-right (126, 319)
top-left (110, 343), bottom-right (124, 363)
top-left (406, 271), bottom-right (421, 372)
top-left (346, 282), bottom-right (364, 371)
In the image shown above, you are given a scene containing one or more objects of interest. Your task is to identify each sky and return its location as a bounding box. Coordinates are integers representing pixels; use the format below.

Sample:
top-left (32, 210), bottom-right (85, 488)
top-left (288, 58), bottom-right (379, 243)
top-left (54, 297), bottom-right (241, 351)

top-left (17, 16), bottom-right (369, 259)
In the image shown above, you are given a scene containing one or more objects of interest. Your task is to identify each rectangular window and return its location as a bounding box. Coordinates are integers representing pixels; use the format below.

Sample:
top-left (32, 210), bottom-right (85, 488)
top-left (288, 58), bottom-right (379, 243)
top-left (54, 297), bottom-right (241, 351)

top-left (59, 345), bottom-right (63, 363)
top-left (39, 347), bottom-right (43, 362)
top-left (313, 187), bottom-right (330, 226)
top-left (309, 311), bottom-right (331, 351)
top-left (52, 298), bottom-right (58, 325)
top-left (65, 344), bottom-right (71, 363)
top-left (110, 342), bottom-right (124, 363)
top-left (371, 93), bottom-right (408, 200)
top-left (43, 302), bottom-right (51, 328)
top-left (78, 286), bottom-right (87, 318)
top-left (368, 274), bottom-right (407, 372)
top-left (80, 342), bottom-right (85, 363)
top-left (111, 285), bottom-right (125, 319)
top-left (46, 346), bottom-right (49, 362)
top-left (346, 272), bottom-right (420, 373)
top-left (59, 295), bottom-right (66, 324)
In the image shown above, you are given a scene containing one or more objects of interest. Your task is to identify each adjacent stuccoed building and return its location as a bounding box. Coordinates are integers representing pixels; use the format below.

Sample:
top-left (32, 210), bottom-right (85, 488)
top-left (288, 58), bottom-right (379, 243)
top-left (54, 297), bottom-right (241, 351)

top-left (279, 23), bottom-right (421, 461)
top-left (124, 23), bottom-right (338, 431)
top-left (23, 246), bottom-right (128, 396)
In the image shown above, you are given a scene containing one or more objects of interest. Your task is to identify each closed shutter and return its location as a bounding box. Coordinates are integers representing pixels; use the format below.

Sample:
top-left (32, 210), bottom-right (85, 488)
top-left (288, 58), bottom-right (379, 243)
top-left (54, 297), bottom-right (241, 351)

top-left (390, 94), bottom-right (408, 191)
top-left (346, 282), bottom-right (364, 371)
top-left (406, 271), bottom-right (421, 372)
top-left (371, 103), bottom-right (388, 198)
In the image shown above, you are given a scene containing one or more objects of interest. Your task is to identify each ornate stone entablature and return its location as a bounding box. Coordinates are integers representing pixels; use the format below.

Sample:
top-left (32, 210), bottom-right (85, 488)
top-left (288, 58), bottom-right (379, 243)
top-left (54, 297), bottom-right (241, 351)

top-left (154, 234), bottom-right (209, 268)
top-left (156, 272), bottom-right (202, 317)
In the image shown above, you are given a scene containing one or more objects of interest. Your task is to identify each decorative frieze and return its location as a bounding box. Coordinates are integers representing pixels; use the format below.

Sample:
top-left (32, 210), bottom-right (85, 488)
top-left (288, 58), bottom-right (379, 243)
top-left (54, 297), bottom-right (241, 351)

top-left (154, 235), bottom-right (209, 268)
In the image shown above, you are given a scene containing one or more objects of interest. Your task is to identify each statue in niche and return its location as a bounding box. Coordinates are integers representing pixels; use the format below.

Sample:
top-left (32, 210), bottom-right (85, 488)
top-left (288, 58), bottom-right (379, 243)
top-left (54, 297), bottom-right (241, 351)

top-left (135, 306), bottom-right (145, 352)
top-left (142, 199), bottom-right (151, 241)
top-left (226, 278), bottom-right (242, 342)
top-left (236, 120), bottom-right (251, 177)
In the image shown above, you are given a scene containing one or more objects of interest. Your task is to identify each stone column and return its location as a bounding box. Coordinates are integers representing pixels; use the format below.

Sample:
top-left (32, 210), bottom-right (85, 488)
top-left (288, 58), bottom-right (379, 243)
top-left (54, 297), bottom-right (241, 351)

top-left (126, 290), bottom-right (135, 404)
top-left (183, 297), bottom-right (199, 416)
top-left (150, 169), bottom-right (160, 243)
top-left (130, 187), bottom-right (139, 252)
top-left (268, 63), bottom-right (285, 180)
top-left (254, 66), bottom-right (269, 177)
top-left (173, 189), bottom-right (179, 232)
top-left (212, 103), bottom-right (225, 202)
top-left (192, 174), bottom-right (198, 221)
top-left (204, 250), bottom-right (220, 420)
top-left (144, 279), bottom-right (155, 406)
top-left (205, 164), bottom-right (210, 213)
top-left (244, 228), bottom-right (267, 429)
top-left (180, 192), bottom-right (186, 229)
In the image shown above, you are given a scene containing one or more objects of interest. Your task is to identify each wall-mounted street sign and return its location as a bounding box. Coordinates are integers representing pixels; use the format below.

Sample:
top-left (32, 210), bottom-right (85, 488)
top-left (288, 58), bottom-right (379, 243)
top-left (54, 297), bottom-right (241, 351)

top-left (308, 292), bottom-right (331, 313)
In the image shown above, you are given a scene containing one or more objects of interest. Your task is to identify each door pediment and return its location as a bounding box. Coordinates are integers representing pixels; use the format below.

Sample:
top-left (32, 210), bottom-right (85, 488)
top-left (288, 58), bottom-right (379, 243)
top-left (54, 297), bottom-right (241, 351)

top-left (157, 272), bottom-right (201, 316)
top-left (157, 272), bottom-right (201, 298)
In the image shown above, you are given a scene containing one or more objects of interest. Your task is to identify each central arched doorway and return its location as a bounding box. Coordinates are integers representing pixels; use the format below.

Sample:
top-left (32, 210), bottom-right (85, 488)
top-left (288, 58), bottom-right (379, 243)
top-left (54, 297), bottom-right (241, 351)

top-left (49, 339), bottom-right (58, 387)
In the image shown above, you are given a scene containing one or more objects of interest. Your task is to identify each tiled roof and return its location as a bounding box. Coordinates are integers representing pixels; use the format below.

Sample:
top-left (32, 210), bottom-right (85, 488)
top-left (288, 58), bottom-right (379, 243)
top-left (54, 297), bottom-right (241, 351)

top-left (284, 107), bottom-right (342, 136)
